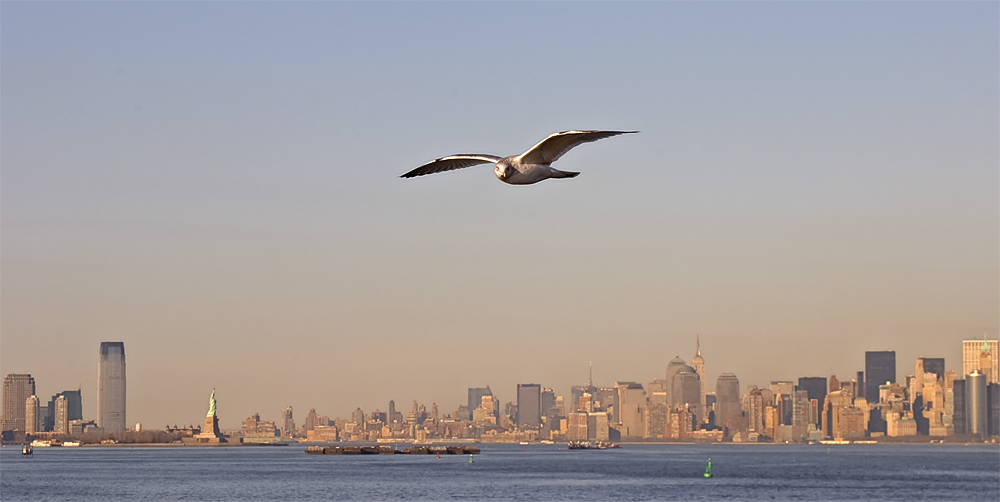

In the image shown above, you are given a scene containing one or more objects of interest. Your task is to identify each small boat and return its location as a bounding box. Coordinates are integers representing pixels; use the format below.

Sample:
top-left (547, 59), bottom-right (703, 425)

top-left (62, 441), bottom-right (81, 447)
top-left (519, 441), bottom-right (529, 445)
top-left (22, 445), bottom-right (33, 456)
top-left (703, 458), bottom-right (712, 478)
top-left (30, 440), bottom-right (52, 447)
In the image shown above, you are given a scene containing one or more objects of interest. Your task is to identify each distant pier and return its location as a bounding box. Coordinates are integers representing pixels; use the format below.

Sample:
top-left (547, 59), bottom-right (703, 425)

top-left (306, 445), bottom-right (480, 455)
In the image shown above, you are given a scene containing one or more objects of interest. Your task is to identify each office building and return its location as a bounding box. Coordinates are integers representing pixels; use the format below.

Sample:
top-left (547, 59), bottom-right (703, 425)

top-left (953, 379), bottom-right (967, 434)
top-left (771, 381), bottom-right (795, 396)
top-left (673, 369), bottom-right (702, 421)
top-left (517, 384), bottom-right (541, 429)
top-left (832, 375), bottom-right (843, 392)
top-left (467, 387), bottom-right (492, 421)
top-left (567, 412), bottom-right (588, 440)
top-left (282, 406), bottom-right (295, 436)
top-left (578, 392), bottom-right (594, 413)
top-left (473, 394), bottom-right (498, 424)
top-left (856, 371), bottom-right (865, 400)
top-left (647, 378), bottom-right (668, 405)
top-left (665, 357), bottom-right (688, 406)
top-left (47, 390), bottom-right (83, 431)
top-left (865, 351), bottom-right (896, 404)
top-left (963, 339), bottom-right (998, 384)
top-left (587, 411), bottom-right (610, 441)
top-left (541, 388), bottom-right (556, 418)
top-left (797, 376), bottom-right (827, 429)
top-left (715, 373), bottom-right (741, 434)
top-left (988, 383), bottom-right (999, 436)
top-left (2, 373), bottom-right (36, 431)
top-left (967, 370), bottom-right (987, 437)
top-left (916, 357), bottom-right (945, 380)
top-left (614, 382), bottom-right (645, 438)
top-left (744, 387), bottom-right (765, 433)
top-left (97, 342), bottom-right (127, 433)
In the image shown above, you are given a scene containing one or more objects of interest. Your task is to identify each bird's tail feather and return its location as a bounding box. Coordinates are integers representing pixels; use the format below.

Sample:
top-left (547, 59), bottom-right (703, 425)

top-left (551, 169), bottom-right (579, 179)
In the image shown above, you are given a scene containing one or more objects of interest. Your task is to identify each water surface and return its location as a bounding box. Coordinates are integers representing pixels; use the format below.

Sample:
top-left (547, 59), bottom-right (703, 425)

top-left (3, 443), bottom-right (998, 501)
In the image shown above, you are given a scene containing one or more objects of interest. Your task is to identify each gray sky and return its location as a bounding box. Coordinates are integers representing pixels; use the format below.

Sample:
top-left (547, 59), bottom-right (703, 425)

top-left (2, 2), bottom-right (997, 429)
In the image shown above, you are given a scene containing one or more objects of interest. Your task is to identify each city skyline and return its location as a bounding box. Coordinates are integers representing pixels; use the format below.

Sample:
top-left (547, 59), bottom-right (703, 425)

top-left (2, 4), bottom-right (996, 429)
top-left (2, 337), bottom-right (994, 430)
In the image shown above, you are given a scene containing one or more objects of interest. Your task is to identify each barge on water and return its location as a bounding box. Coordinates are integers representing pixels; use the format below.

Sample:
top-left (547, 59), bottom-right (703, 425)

top-left (306, 445), bottom-right (480, 455)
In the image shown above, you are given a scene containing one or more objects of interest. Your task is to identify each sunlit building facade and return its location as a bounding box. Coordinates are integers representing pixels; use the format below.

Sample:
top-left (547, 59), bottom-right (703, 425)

top-left (97, 342), bottom-right (127, 433)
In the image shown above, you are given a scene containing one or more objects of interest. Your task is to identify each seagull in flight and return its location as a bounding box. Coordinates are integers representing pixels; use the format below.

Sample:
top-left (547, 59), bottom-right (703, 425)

top-left (401, 130), bottom-right (637, 185)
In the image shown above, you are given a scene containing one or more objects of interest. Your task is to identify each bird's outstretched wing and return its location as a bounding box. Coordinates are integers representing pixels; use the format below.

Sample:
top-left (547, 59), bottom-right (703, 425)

top-left (517, 130), bottom-right (637, 165)
top-left (400, 154), bottom-right (502, 178)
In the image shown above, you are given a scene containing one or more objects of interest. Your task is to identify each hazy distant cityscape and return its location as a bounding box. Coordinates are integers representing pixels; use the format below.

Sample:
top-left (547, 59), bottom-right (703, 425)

top-left (3, 338), bottom-right (997, 446)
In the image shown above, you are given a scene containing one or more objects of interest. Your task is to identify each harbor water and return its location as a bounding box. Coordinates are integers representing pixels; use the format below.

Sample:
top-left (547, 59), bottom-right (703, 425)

top-left (2, 443), bottom-right (998, 501)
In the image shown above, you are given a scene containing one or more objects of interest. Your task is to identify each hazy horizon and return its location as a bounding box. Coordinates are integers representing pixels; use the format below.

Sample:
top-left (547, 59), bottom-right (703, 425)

top-left (2, 2), bottom-right (997, 429)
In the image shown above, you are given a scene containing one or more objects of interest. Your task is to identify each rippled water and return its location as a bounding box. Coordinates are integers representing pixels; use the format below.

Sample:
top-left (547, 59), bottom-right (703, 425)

top-left (2, 443), bottom-right (998, 501)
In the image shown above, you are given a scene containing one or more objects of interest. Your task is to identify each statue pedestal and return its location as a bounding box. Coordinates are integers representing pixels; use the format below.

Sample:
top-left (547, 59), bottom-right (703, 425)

top-left (204, 415), bottom-right (221, 437)
top-left (183, 415), bottom-right (227, 445)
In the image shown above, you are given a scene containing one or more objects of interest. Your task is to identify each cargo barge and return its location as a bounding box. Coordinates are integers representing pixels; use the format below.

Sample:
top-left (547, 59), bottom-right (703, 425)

top-left (306, 445), bottom-right (480, 455)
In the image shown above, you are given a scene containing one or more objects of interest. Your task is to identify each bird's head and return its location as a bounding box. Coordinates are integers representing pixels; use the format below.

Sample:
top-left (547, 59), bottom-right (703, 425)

top-left (494, 160), bottom-right (511, 181)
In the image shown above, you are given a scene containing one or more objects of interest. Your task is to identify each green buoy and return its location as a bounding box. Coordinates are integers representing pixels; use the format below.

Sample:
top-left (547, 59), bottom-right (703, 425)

top-left (703, 458), bottom-right (712, 478)
top-left (469, 454), bottom-right (474, 464)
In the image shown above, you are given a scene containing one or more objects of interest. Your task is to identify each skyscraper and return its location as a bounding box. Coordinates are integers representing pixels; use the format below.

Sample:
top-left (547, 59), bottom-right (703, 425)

top-left (865, 351), bottom-right (896, 403)
top-left (912, 357), bottom-right (946, 428)
top-left (467, 387), bottom-right (492, 421)
top-left (856, 371), bottom-right (865, 400)
top-left (797, 376), bottom-right (827, 429)
top-left (673, 368), bottom-right (702, 420)
top-left (916, 357), bottom-right (945, 380)
top-left (966, 370), bottom-right (987, 438)
top-left (516, 383), bottom-right (541, 429)
top-left (715, 373), bottom-right (741, 434)
top-left (98, 342), bottom-right (127, 433)
top-left (953, 379), bottom-right (967, 434)
top-left (25, 395), bottom-right (39, 434)
top-left (282, 406), bottom-right (295, 436)
top-left (665, 356), bottom-right (687, 406)
top-left (54, 395), bottom-right (69, 434)
top-left (691, 336), bottom-right (706, 414)
top-left (744, 387), bottom-right (765, 433)
top-left (48, 390), bottom-right (83, 426)
top-left (614, 381), bottom-right (645, 438)
top-left (541, 388), bottom-right (556, 417)
top-left (988, 383), bottom-right (999, 436)
top-left (2, 373), bottom-right (36, 431)
top-left (963, 339), bottom-right (998, 384)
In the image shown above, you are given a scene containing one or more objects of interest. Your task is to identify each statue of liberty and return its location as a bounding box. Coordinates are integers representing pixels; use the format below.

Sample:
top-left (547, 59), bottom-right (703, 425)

top-left (207, 388), bottom-right (217, 417)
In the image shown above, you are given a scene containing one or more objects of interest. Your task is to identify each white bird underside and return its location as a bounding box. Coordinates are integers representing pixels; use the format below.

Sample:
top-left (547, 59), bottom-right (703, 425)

top-left (401, 130), bottom-right (637, 185)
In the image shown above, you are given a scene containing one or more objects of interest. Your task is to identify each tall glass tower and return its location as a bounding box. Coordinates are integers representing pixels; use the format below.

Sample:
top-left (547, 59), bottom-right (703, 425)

top-left (714, 373), bottom-right (741, 432)
top-left (516, 383), bottom-right (541, 429)
top-left (97, 342), bottom-right (126, 433)
top-left (865, 350), bottom-right (896, 404)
